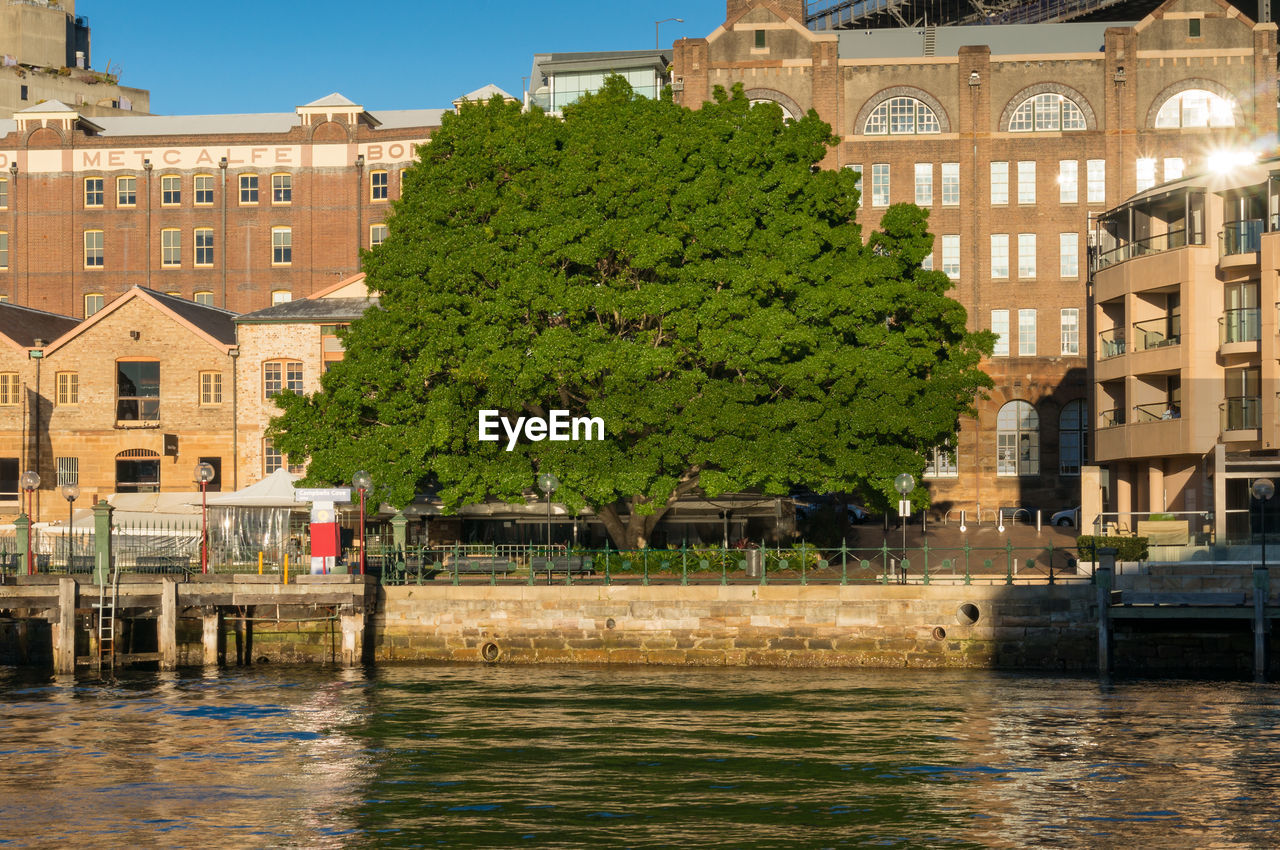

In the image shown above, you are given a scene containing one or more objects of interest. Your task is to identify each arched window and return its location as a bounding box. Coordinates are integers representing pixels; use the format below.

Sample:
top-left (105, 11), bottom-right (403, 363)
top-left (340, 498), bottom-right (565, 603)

top-left (116, 449), bottom-right (160, 493)
top-left (1008, 93), bottom-right (1086, 132)
top-left (1059, 400), bottom-right (1088, 476)
top-left (864, 96), bottom-right (940, 135)
top-left (997, 400), bottom-right (1039, 477)
top-left (749, 98), bottom-right (794, 120)
top-left (1155, 89), bottom-right (1235, 128)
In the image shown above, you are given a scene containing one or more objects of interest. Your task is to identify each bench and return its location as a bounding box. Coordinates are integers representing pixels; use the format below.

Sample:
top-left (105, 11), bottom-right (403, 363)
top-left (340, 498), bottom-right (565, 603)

top-left (529, 556), bottom-right (594, 576)
top-left (1112, 591), bottom-right (1248, 607)
top-left (442, 554), bottom-right (516, 575)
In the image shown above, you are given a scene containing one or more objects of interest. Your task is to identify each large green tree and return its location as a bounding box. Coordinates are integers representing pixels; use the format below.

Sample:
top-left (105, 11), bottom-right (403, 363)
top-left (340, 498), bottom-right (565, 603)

top-left (271, 79), bottom-right (992, 548)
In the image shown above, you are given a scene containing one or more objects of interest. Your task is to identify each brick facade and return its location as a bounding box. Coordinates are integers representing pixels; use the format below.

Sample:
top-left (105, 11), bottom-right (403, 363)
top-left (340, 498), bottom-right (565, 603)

top-left (674, 0), bottom-right (1278, 517)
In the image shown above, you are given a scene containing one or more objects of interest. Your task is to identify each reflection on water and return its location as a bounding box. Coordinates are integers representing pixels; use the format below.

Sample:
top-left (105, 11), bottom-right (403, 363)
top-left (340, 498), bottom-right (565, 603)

top-left (0, 664), bottom-right (1278, 847)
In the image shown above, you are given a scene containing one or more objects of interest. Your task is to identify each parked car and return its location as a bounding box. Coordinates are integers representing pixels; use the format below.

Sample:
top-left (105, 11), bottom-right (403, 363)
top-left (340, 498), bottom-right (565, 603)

top-left (1051, 506), bottom-right (1081, 527)
top-left (846, 503), bottom-right (869, 523)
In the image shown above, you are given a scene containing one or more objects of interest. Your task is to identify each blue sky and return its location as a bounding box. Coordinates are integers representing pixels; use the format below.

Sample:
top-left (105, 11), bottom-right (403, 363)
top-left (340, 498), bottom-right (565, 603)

top-left (85, 1), bottom-right (728, 115)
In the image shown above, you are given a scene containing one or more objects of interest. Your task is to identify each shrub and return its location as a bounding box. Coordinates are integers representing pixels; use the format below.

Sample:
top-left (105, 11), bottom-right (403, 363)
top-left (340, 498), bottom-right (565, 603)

top-left (1075, 535), bottom-right (1149, 562)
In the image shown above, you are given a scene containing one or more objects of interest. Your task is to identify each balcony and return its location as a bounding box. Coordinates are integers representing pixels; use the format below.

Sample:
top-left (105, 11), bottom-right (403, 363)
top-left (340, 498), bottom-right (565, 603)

top-left (1133, 402), bottom-right (1179, 423)
top-left (1133, 315), bottom-right (1180, 351)
top-left (1219, 307), bottom-right (1261, 344)
top-left (1219, 219), bottom-right (1264, 256)
top-left (1098, 328), bottom-right (1126, 359)
top-left (1099, 407), bottom-right (1125, 428)
top-left (1094, 228), bottom-right (1187, 271)
top-left (1221, 395), bottom-right (1261, 434)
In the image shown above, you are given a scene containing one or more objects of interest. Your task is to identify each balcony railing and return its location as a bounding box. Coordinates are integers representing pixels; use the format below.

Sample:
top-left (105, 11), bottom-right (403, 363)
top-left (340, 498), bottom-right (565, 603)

top-left (1220, 219), bottom-right (1264, 257)
top-left (1133, 315), bottom-right (1181, 351)
top-left (1221, 396), bottom-right (1261, 431)
top-left (1093, 227), bottom-right (1187, 270)
top-left (1133, 402), bottom-right (1179, 423)
top-left (1220, 307), bottom-right (1261, 344)
top-left (1098, 328), bottom-right (1126, 359)
top-left (1099, 408), bottom-right (1125, 427)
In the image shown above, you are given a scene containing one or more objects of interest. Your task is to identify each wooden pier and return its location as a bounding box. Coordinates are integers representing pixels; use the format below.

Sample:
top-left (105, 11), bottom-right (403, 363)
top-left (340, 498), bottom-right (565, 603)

top-left (0, 573), bottom-right (375, 673)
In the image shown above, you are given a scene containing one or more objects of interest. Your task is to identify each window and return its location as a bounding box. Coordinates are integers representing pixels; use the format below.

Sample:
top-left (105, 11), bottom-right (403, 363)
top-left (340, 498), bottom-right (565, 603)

top-left (1059, 160), bottom-right (1078, 204)
top-left (116, 449), bottom-right (160, 493)
top-left (272, 173), bottom-right (292, 204)
top-left (1059, 399), bottom-right (1088, 475)
top-left (941, 163), bottom-right (959, 206)
top-left (200, 371), bottom-right (222, 405)
top-left (1189, 17), bottom-right (1201, 37)
top-left (1087, 159), bottom-right (1106, 203)
top-left (0, 372), bottom-right (18, 405)
top-left (85, 293), bottom-right (104, 316)
top-left (845, 164), bottom-right (863, 205)
top-left (1136, 158), bottom-right (1156, 193)
top-left (1060, 308), bottom-right (1080, 355)
top-left (195, 174), bottom-right (214, 205)
top-left (117, 360), bottom-right (160, 421)
top-left (754, 29), bottom-right (766, 48)
top-left (990, 234), bottom-right (1009, 279)
top-left (0, 177), bottom-right (7, 209)
top-left (194, 291), bottom-right (214, 306)
top-left (1164, 157), bottom-right (1184, 182)
top-left (239, 174), bottom-right (259, 204)
top-left (1017, 233), bottom-right (1036, 278)
top-left (264, 439), bottom-right (305, 475)
top-left (161, 228), bottom-right (180, 267)
top-left (56, 457), bottom-right (79, 487)
top-left (924, 441), bottom-right (959, 478)
top-left (84, 177), bottom-right (104, 207)
top-left (321, 324), bottom-right (348, 370)
top-left (1018, 309), bottom-right (1037, 356)
top-left (56, 372), bottom-right (78, 405)
top-left (271, 290), bottom-right (292, 305)
top-left (271, 227), bottom-right (292, 265)
top-left (1155, 89), bottom-right (1234, 128)
top-left (371, 170), bottom-right (388, 201)
top-left (921, 252), bottom-right (933, 271)
top-left (914, 163), bottom-right (932, 206)
top-left (1008, 92), bottom-right (1087, 132)
top-left (370, 223), bottom-right (388, 247)
top-left (264, 360), bottom-right (303, 398)
top-left (1017, 161), bottom-right (1036, 204)
top-left (161, 175), bottom-right (180, 206)
top-left (864, 96), bottom-right (941, 135)
top-left (117, 176), bottom-right (136, 207)
top-left (1060, 232), bottom-right (1078, 278)
top-left (990, 162), bottom-right (1009, 205)
top-left (0, 458), bottom-right (15, 501)
top-left (941, 235), bottom-right (959, 279)
top-left (997, 400), bottom-right (1039, 476)
top-left (84, 230), bottom-right (104, 268)
top-left (871, 164), bottom-right (890, 207)
top-left (991, 310), bottom-right (1009, 357)
top-left (0, 232), bottom-right (7, 270)
top-left (195, 228), bottom-right (214, 266)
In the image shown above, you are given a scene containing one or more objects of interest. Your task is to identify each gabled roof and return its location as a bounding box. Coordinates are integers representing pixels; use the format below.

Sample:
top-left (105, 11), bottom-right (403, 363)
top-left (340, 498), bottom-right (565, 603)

top-left (456, 84), bottom-right (518, 102)
top-left (303, 92), bottom-right (359, 108)
top-left (234, 297), bottom-right (378, 325)
top-left (16, 99), bottom-right (75, 113)
top-left (0, 303), bottom-right (79, 352)
top-left (42, 287), bottom-right (238, 356)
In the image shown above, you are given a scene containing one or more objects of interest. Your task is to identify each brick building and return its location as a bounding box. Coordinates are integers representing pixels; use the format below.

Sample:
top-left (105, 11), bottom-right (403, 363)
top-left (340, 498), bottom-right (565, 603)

top-left (0, 288), bottom-right (237, 521)
top-left (0, 93), bottom-right (442, 318)
top-left (672, 0), bottom-right (1277, 518)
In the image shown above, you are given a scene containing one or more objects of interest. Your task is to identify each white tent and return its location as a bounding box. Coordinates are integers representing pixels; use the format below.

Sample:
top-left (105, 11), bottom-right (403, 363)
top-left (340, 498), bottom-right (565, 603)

top-left (204, 468), bottom-right (302, 507)
top-left (203, 469), bottom-right (305, 563)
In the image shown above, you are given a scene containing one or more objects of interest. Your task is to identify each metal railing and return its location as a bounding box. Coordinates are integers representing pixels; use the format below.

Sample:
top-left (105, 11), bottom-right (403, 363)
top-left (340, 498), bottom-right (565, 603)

top-left (1221, 395), bottom-right (1261, 431)
top-left (1098, 327), bottom-right (1126, 358)
top-left (1099, 407), bottom-right (1125, 428)
top-left (1133, 315), bottom-right (1180, 350)
top-left (1133, 402), bottom-right (1178, 423)
top-left (1220, 219), bottom-right (1264, 256)
top-left (1220, 307), bottom-right (1261, 344)
top-left (1093, 227), bottom-right (1188, 270)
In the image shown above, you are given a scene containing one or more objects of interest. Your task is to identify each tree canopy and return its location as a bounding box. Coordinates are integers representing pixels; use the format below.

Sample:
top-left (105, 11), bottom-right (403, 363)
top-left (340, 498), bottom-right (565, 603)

top-left (270, 79), bottom-right (993, 548)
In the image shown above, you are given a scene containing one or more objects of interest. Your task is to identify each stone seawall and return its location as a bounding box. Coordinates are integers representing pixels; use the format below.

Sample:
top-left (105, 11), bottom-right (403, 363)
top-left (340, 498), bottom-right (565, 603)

top-left (372, 583), bottom-right (1099, 670)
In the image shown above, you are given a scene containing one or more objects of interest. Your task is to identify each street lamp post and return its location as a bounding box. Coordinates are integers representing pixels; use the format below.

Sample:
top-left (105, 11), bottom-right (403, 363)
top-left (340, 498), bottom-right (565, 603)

top-left (195, 462), bottom-right (215, 574)
top-left (655, 17), bottom-right (683, 50)
top-left (537, 472), bottom-right (559, 556)
top-left (893, 473), bottom-right (916, 575)
top-left (1254, 478), bottom-right (1275, 571)
top-left (19, 470), bottom-right (39, 575)
top-left (352, 470), bottom-right (372, 576)
top-left (60, 483), bottom-right (79, 569)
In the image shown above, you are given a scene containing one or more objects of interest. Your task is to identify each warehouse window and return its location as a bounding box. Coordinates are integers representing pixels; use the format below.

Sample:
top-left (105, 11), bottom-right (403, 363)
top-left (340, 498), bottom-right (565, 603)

top-left (272, 173), bottom-right (292, 204)
top-left (194, 174), bottom-right (214, 205)
top-left (997, 400), bottom-right (1039, 476)
top-left (371, 170), bottom-right (388, 201)
top-left (117, 176), bottom-right (136, 207)
top-left (239, 174), bottom-right (259, 204)
top-left (864, 96), bottom-right (941, 135)
top-left (271, 227), bottom-right (292, 265)
top-left (1008, 92), bottom-right (1087, 132)
top-left (161, 175), bottom-right (181, 206)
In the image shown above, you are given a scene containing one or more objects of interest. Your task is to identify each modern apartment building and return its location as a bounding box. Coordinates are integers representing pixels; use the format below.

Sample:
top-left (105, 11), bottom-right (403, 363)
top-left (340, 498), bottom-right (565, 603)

top-left (672, 0), bottom-right (1276, 518)
top-left (1092, 155), bottom-right (1280, 541)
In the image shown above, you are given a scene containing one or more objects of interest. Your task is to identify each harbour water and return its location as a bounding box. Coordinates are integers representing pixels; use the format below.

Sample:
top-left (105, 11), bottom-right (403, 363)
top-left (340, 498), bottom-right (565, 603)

top-left (1, 664), bottom-right (1278, 848)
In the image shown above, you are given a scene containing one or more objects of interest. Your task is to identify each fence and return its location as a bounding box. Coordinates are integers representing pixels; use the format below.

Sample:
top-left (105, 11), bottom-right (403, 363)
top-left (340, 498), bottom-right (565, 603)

top-left (369, 540), bottom-right (1086, 587)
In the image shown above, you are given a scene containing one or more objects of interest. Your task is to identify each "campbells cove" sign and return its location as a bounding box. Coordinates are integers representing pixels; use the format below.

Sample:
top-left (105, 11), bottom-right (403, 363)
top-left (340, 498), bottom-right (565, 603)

top-left (478, 410), bottom-right (605, 451)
